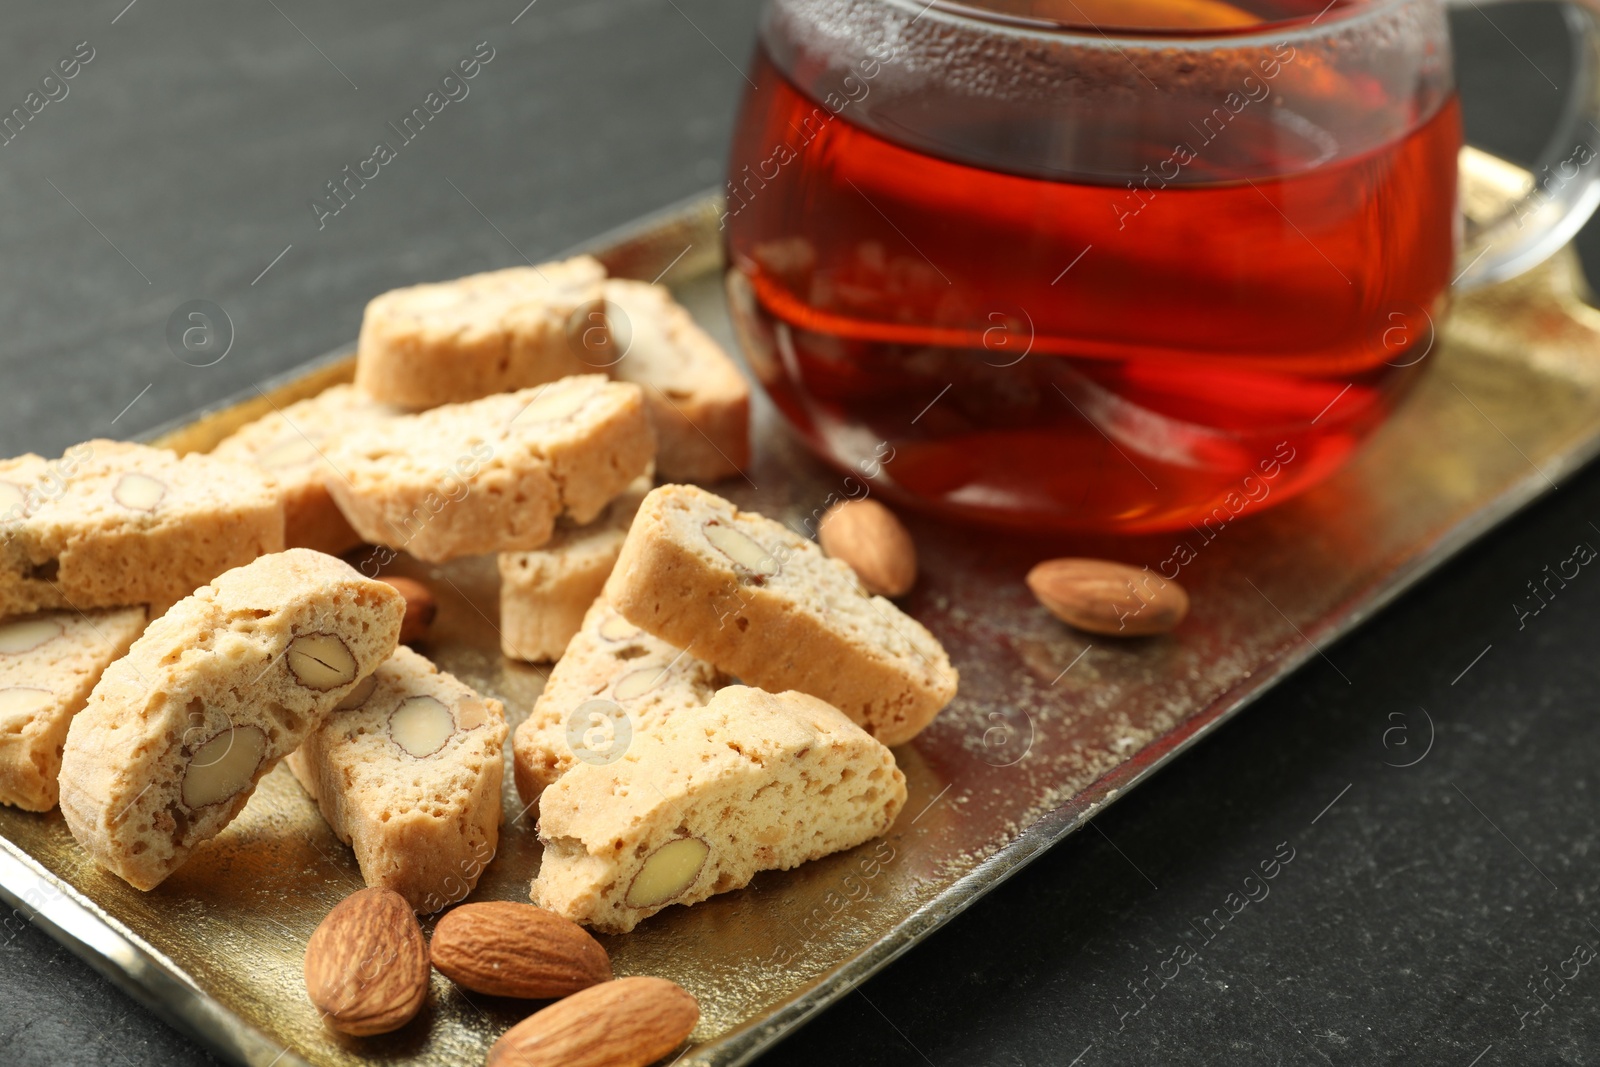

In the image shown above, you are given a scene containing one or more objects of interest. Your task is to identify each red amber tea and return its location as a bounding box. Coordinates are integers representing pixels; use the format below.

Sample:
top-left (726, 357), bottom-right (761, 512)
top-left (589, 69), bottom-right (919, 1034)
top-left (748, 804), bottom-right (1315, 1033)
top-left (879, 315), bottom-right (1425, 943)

top-left (724, 0), bottom-right (1461, 532)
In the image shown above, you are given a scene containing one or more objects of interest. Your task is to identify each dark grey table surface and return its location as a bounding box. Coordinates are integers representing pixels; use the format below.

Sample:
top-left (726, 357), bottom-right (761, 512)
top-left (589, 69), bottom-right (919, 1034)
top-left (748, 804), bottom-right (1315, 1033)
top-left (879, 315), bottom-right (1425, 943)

top-left (1, 2), bottom-right (1597, 1064)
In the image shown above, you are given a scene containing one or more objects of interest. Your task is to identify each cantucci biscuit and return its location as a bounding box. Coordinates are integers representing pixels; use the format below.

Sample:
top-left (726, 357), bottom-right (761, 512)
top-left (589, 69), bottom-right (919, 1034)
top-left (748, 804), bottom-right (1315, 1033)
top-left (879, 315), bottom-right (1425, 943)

top-left (286, 646), bottom-right (507, 914)
top-left (497, 475), bottom-right (651, 662)
top-left (323, 376), bottom-right (655, 563)
top-left (58, 549), bottom-right (404, 891)
top-left (211, 385), bottom-right (395, 556)
top-left (0, 607), bottom-right (147, 811)
top-left (510, 599), bottom-right (725, 805)
top-left (603, 279), bottom-right (750, 483)
top-left (354, 256), bottom-right (607, 409)
top-left (603, 484), bottom-right (957, 746)
top-left (532, 686), bottom-right (905, 933)
top-left (0, 440), bottom-right (284, 617)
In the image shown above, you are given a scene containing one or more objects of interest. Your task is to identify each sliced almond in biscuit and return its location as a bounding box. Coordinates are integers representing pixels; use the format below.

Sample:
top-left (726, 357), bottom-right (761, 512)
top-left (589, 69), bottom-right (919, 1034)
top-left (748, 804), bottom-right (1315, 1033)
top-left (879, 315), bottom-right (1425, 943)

top-left (388, 695), bottom-right (455, 758)
top-left (182, 724), bottom-right (267, 808)
top-left (0, 618), bottom-right (62, 654)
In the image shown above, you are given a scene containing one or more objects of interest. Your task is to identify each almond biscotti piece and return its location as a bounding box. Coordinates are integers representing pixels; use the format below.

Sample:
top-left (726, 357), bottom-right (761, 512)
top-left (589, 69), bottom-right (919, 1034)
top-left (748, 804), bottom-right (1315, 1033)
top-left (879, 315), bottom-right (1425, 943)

top-left (58, 549), bottom-right (404, 891)
top-left (355, 256), bottom-right (608, 409)
top-left (324, 376), bottom-right (654, 563)
top-left (533, 685), bottom-right (905, 933)
top-left (211, 385), bottom-right (396, 556)
top-left (603, 279), bottom-right (750, 483)
top-left (0, 607), bottom-right (147, 811)
top-left (497, 475), bottom-right (651, 662)
top-left (0, 440), bottom-right (285, 617)
top-left (511, 599), bottom-right (725, 805)
top-left (286, 646), bottom-right (507, 913)
top-left (603, 484), bottom-right (956, 746)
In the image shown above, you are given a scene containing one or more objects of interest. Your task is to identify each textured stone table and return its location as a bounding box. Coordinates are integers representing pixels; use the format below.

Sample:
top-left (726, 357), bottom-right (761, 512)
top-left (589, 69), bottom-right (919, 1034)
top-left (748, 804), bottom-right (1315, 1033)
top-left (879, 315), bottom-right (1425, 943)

top-left (0, 1), bottom-right (1595, 1064)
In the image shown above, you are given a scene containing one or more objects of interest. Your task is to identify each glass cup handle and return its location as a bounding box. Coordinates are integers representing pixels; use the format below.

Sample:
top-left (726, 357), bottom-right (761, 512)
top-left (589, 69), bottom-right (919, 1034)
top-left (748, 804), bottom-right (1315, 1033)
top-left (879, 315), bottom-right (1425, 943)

top-left (1444, 0), bottom-right (1600, 288)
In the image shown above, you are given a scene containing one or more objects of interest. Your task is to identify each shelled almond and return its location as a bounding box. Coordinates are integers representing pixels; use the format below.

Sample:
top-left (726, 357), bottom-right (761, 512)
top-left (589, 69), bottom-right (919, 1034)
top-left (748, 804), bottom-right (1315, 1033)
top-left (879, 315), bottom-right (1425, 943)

top-left (486, 976), bottom-right (698, 1067)
top-left (430, 901), bottom-right (612, 999)
top-left (1026, 557), bottom-right (1188, 636)
top-left (380, 575), bottom-right (438, 644)
top-left (304, 887), bottom-right (430, 1036)
top-left (817, 498), bottom-right (917, 597)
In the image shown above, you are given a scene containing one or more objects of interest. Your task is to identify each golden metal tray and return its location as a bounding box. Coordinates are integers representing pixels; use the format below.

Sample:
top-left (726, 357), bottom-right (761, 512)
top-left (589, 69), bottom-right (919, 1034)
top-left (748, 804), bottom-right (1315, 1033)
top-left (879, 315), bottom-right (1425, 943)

top-left (3, 161), bottom-right (1599, 1066)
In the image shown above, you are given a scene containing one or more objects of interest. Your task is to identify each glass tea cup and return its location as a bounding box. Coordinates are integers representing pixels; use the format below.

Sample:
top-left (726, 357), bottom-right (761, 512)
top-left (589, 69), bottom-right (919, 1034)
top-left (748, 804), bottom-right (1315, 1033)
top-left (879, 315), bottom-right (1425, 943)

top-left (722, 0), bottom-right (1600, 533)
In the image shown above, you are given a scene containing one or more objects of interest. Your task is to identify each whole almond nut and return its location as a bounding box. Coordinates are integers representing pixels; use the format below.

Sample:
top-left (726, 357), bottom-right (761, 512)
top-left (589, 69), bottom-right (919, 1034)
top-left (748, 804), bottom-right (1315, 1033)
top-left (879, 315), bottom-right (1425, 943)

top-left (379, 576), bottom-right (437, 644)
top-left (304, 887), bottom-right (429, 1036)
top-left (1026, 558), bottom-right (1188, 636)
top-left (431, 901), bottom-right (611, 998)
top-left (818, 499), bottom-right (917, 597)
top-left (486, 976), bottom-right (698, 1067)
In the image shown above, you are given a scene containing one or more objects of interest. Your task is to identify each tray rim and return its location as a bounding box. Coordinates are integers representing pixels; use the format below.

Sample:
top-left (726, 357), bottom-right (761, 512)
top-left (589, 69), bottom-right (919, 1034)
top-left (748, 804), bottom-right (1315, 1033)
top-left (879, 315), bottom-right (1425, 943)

top-left (0, 839), bottom-right (311, 1067)
top-left (0, 190), bottom-right (1594, 1067)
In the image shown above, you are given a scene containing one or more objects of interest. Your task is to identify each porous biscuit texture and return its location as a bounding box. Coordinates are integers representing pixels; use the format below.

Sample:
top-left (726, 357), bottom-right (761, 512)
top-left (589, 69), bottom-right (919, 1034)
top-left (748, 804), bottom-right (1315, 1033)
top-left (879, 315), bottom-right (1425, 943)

top-left (0, 607), bottom-right (148, 811)
top-left (603, 279), bottom-right (750, 483)
top-left (286, 646), bottom-right (507, 913)
top-left (354, 256), bottom-right (608, 409)
top-left (510, 599), bottom-right (725, 805)
top-left (497, 475), bottom-right (651, 662)
top-left (324, 376), bottom-right (655, 563)
top-left (0, 440), bottom-right (285, 617)
top-left (603, 485), bottom-right (957, 746)
top-left (58, 549), bottom-right (404, 890)
top-left (211, 385), bottom-right (395, 555)
top-left (532, 686), bottom-right (905, 933)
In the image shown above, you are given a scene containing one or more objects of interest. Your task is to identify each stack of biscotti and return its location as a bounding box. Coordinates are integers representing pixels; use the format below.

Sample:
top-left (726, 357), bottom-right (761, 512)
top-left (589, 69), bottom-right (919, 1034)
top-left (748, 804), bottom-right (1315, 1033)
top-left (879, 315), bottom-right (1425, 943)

top-left (323, 375), bottom-right (654, 562)
top-left (211, 385), bottom-right (396, 556)
top-left (532, 685), bottom-right (907, 933)
top-left (59, 549), bottom-right (404, 890)
top-left (602, 484), bottom-right (958, 746)
top-left (498, 475), bottom-right (652, 662)
top-left (287, 645), bottom-right (507, 913)
top-left (510, 598), bottom-right (726, 805)
top-left (524, 485), bottom-right (957, 932)
top-left (0, 439), bottom-right (284, 616)
top-left (200, 256), bottom-right (744, 569)
top-left (350, 256), bottom-right (749, 484)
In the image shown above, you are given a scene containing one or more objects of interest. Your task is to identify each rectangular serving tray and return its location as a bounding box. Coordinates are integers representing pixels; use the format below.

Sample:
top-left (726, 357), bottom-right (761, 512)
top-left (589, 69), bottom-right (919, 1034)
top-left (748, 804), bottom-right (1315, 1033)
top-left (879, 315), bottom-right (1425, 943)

top-left (3, 159), bottom-right (1600, 1066)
